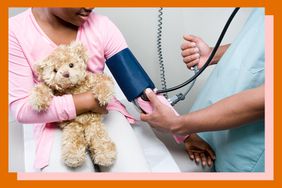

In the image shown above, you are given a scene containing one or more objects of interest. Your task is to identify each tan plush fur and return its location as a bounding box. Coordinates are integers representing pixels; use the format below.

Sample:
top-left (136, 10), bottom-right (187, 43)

top-left (30, 41), bottom-right (116, 167)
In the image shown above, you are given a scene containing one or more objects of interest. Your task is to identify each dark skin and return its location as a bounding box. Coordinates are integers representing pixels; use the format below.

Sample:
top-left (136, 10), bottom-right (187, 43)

top-left (32, 8), bottom-right (94, 45)
top-left (184, 134), bottom-right (215, 166)
top-left (141, 35), bottom-right (264, 167)
top-left (32, 8), bottom-right (107, 115)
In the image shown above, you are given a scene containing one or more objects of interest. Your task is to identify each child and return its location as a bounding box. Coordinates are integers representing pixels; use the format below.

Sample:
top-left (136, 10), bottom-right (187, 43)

top-left (9, 8), bottom-right (150, 172)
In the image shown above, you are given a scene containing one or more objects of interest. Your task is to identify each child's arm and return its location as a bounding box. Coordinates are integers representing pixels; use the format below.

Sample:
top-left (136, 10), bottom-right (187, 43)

top-left (9, 30), bottom-right (105, 124)
top-left (73, 91), bottom-right (108, 115)
top-left (9, 30), bottom-right (76, 123)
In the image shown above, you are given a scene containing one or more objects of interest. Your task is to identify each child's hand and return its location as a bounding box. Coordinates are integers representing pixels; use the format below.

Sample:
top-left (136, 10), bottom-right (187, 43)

top-left (184, 133), bottom-right (216, 167)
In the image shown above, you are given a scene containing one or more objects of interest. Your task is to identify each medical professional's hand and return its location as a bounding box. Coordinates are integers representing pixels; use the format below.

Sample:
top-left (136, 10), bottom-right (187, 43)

top-left (181, 35), bottom-right (212, 69)
top-left (140, 89), bottom-right (182, 133)
top-left (184, 133), bottom-right (216, 167)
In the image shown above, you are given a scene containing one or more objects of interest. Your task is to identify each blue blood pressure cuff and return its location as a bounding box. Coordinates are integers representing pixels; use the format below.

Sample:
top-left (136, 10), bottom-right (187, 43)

top-left (106, 48), bottom-right (155, 102)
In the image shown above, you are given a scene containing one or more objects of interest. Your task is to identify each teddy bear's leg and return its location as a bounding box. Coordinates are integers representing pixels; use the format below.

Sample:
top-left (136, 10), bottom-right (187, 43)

top-left (84, 121), bottom-right (116, 167)
top-left (61, 122), bottom-right (87, 168)
top-left (29, 83), bottom-right (53, 111)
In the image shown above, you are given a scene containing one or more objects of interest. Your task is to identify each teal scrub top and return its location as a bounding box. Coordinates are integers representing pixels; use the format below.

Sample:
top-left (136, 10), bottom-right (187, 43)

top-left (190, 8), bottom-right (265, 172)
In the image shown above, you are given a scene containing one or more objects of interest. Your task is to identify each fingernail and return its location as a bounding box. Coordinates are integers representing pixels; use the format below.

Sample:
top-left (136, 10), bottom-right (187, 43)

top-left (192, 42), bottom-right (196, 46)
top-left (145, 88), bottom-right (152, 94)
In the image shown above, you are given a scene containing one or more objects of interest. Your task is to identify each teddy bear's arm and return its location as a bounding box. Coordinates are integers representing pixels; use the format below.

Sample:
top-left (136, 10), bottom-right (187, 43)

top-left (89, 73), bottom-right (115, 106)
top-left (29, 83), bottom-right (54, 112)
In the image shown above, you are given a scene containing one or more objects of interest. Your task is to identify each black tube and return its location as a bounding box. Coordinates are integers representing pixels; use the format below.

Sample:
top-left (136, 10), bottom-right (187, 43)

top-left (156, 8), bottom-right (240, 94)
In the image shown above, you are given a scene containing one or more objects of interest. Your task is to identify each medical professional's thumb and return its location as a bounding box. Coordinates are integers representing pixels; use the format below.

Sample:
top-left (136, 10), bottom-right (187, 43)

top-left (144, 88), bottom-right (161, 107)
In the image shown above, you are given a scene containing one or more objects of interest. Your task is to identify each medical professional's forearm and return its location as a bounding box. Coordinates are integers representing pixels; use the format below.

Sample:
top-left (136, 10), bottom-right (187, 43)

top-left (210, 44), bottom-right (230, 65)
top-left (174, 84), bottom-right (264, 135)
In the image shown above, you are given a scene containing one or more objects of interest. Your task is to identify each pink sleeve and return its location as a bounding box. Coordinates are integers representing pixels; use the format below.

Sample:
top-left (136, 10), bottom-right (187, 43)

top-left (9, 30), bottom-right (76, 124)
top-left (102, 17), bottom-right (128, 59)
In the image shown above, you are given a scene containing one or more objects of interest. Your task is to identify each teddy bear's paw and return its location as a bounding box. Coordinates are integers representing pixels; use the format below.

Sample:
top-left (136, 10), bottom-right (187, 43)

top-left (96, 90), bottom-right (114, 106)
top-left (62, 147), bottom-right (87, 168)
top-left (92, 74), bottom-right (114, 105)
top-left (29, 84), bottom-right (53, 111)
top-left (92, 142), bottom-right (116, 166)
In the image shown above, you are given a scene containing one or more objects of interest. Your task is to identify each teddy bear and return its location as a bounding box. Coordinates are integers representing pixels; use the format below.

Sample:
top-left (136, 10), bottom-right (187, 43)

top-left (29, 41), bottom-right (116, 168)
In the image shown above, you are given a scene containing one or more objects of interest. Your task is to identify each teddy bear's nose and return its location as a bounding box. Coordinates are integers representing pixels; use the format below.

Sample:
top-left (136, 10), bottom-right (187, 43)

top-left (62, 72), bottom-right (70, 78)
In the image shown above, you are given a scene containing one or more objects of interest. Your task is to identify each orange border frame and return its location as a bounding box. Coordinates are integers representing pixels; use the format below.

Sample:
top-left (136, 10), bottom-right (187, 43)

top-left (1, 0), bottom-right (280, 187)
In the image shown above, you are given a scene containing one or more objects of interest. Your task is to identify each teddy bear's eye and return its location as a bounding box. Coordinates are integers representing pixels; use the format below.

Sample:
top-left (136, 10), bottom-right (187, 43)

top-left (53, 68), bottom-right (57, 73)
top-left (69, 63), bottom-right (74, 68)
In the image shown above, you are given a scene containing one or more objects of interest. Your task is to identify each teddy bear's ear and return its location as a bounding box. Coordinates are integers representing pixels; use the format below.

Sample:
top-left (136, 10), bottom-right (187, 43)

top-left (70, 41), bottom-right (89, 64)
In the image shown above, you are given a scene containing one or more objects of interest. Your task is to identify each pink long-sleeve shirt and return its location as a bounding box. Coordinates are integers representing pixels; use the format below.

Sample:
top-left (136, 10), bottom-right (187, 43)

top-left (9, 8), bottom-right (135, 169)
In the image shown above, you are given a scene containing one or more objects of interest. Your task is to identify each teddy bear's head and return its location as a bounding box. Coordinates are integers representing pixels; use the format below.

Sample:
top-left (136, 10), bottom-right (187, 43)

top-left (35, 41), bottom-right (89, 91)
